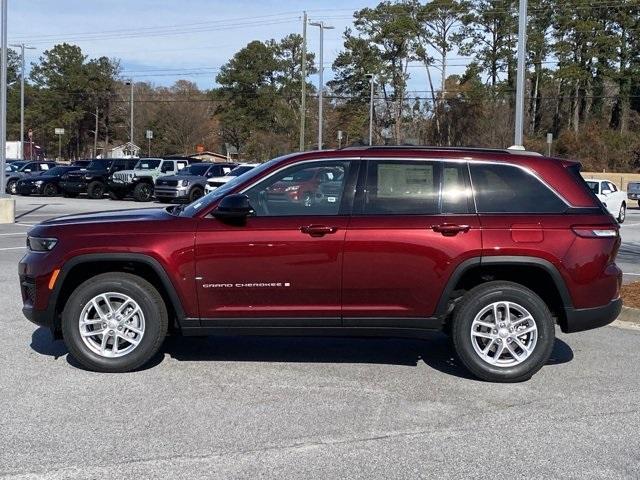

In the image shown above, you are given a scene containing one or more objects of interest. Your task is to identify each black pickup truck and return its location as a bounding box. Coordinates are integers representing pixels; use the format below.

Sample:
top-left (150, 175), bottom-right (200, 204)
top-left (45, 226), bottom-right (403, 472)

top-left (59, 158), bottom-right (138, 199)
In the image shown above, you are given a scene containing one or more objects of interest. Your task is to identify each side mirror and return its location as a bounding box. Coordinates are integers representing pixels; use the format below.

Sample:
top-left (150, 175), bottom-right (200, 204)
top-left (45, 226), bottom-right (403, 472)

top-left (602, 189), bottom-right (612, 195)
top-left (213, 194), bottom-right (253, 219)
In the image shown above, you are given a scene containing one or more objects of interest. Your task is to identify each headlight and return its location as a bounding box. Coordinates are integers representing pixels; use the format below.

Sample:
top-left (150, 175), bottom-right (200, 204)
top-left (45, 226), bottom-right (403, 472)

top-left (180, 179), bottom-right (190, 187)
top-left (132, 176), bottom-right (139, 181)
top-left (285, 185), bottom-right (300, 192)
top-left (27, 236), bottom-right (58, 252)
top-left (34, 180), bottom-right (44, 186)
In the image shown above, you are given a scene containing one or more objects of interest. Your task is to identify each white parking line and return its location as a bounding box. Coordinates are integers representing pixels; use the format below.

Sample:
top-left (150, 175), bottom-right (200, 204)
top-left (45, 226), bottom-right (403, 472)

top-left (0, 232), bottom-right (27, 236)
top-left (624, 272), bottom-right (640, 276)
top-left (0, 246), bottom-right (25, 251)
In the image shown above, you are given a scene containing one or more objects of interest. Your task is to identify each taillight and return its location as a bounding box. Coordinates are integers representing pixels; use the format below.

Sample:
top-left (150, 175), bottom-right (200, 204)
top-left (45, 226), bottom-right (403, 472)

top-left (572, 226), bottom-right (618, 238)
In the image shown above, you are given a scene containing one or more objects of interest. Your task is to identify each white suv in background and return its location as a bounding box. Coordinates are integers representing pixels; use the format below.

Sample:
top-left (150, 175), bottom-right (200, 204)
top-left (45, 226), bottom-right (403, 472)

top-left (204, 163), bottom-right (259, 194)
top-left (585, 178), bottom-right (627, 223)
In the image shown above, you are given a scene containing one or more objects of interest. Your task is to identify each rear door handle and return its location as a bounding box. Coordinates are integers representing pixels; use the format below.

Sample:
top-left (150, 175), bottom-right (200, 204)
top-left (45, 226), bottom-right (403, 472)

top-left (300, 225), bottom-right (338, 237)
top-left (431, 224), bottom-right (471, 236)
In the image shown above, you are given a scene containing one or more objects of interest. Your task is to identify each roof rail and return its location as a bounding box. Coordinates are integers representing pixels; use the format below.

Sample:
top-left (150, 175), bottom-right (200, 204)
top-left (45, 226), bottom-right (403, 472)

top-left (339, 145), bottom-right (543, 156)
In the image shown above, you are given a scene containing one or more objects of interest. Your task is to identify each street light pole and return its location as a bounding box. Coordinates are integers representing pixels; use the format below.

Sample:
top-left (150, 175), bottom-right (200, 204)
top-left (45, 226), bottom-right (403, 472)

top-left (366, 73), bottom-right (375, 145)
top-left (0, 0), bottom-right (15, 223)
top-left (513, 0), bottom-right (528, 149)
top-left (9, 43), bottom-right (35, 159)
top-left (299, 11), bottom-right (307, 152)
top-left (309, 20), bottom-right (334, 150)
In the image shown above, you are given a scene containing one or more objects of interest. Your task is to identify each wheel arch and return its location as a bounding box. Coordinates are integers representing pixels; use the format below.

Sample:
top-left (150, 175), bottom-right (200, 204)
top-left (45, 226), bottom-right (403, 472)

top-left (437, 256), bottom-right (573, 329)
top-left (51, 253), bottom-right (185, 336)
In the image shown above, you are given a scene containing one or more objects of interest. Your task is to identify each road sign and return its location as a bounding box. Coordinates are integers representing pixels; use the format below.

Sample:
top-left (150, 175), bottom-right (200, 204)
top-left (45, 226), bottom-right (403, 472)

top-left (145, 130), bottom-right (153, 139)
top-left (54, 128), bottom-right (64, 135)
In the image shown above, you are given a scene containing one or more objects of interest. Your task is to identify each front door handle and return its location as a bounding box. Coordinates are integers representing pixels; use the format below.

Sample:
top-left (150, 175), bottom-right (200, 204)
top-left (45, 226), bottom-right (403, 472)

top-left (431, 224), bottom-right (471, 236)
top-left (300, 225), bottom-right (338, 237)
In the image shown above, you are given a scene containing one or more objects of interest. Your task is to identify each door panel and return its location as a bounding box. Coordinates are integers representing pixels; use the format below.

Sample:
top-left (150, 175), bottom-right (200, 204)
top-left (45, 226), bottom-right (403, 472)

top-left (342, 214), bottom-right (481, 320)
top-left (195, 216), bottom-right (348, 323)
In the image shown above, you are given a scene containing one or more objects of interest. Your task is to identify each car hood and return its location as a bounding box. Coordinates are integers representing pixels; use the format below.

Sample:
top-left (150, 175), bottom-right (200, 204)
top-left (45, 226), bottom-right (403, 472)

top-left (39, 207), bottom-right (172, 227)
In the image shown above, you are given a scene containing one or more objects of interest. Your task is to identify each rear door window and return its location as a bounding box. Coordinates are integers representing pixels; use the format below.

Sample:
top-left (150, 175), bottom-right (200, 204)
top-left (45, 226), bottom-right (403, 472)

top-left (362, 160), bottom-right (438, 215)
top-left (470, 163), bottom-right (567, 213)
top-left (441, 163), bottom-right (472, 214)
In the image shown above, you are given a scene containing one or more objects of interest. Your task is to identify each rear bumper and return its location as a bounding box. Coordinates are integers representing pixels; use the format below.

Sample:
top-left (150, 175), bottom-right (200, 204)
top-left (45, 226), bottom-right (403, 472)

top-left (562, 298), bottom-right (622, 333)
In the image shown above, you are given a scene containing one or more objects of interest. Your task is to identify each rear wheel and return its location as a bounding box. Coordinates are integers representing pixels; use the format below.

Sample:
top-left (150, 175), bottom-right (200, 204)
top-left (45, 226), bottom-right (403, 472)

top-left (42, 183), bottom-right (58, 196)
top-left (188, 186), bottom-right (204, 203)
top-left (451, 281), bottom-right (555, 383)
top-left (617, 202), bottom-right (626, 223)
top-left (61, 272), bottom-right (168, 373)
top-left (87, 181), bottom-right (105, 199)
top-left (133, 182), bottom-right (154, 202)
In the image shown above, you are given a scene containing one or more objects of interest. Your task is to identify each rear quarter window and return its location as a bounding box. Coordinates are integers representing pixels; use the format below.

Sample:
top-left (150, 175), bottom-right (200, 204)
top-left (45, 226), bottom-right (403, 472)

top-left (470, 163), bottom-right (567, 213)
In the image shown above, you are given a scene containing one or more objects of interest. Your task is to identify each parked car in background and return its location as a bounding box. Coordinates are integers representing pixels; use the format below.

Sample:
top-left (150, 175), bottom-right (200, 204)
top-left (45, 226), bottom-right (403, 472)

top-left (5, 160), bottom-right (27, 173)
top-left (16, 165), bottom-right (85, 197)
top-left (584, 178), bottom-right (627, 223)
top-left (204, 163), bottom-right (259, 194)
top-left (59, 158), bottom-right (138, 199)
top-left (627, 181), bottom-right (640, 207)
top-left (20, 146), bottom-right (623, 381)
top-left (108, 157), bottom-right (193, 202)
top-left (265, 165), bottom-right (345, 207)
top-left (155, 162), bottom-right (237, 203)
top-left (5, 161), bottom-right (57, 194)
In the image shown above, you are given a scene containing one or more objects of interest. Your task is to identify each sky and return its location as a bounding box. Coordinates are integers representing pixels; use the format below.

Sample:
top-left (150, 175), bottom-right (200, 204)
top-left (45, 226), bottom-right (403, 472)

top-left (8, 0), bottom-right (467, 94)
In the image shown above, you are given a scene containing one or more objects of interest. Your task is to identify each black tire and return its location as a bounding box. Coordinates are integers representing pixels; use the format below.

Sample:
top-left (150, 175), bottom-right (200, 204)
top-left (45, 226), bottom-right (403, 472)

top-left (617, 202), bottom-right (626, 224)
top-left (6, 179), bottom-right (17, 195)
top-left (108, 190), bottom-right (127, 200)
top-left (61, 272), bottom-right (168, 373)
top-left (62, 191), bottom-right (79, 198)
top-left (42, 183), bottom-right (58, 196)
top-left (87, 181), bottom-right (106, 199)
top-left (188, 186), bottom-right (204, 203)
top-left (133, 182), bottom-right (154, 202)
top-left (451, 281), bottom-right (555, 383)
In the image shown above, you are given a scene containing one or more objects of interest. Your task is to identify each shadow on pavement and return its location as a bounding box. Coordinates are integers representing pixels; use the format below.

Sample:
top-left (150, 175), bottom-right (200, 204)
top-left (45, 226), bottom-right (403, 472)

top-left (30, 326), bottom-right (574, 378)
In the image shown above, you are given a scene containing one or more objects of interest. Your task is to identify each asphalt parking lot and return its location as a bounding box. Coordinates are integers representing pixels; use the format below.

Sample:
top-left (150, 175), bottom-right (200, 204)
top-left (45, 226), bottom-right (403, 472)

top-left (1, 196), bottom-right (640, 479)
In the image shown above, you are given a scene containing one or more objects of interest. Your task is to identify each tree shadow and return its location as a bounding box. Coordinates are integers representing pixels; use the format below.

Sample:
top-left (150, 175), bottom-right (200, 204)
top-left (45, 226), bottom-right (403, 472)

top-left (30, 327), bottom-right (574, 379)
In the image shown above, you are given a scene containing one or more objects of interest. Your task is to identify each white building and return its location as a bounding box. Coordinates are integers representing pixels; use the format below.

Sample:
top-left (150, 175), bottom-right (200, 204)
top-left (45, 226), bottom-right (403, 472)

top-left (103, 142), bottom-right (141, 159)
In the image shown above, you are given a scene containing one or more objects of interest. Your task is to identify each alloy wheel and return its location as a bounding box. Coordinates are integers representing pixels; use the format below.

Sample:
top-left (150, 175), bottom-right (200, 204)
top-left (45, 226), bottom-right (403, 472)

top-left (78, 292), bottom-right (145, 358)
top-left (470, 301), bottom-right (538, 367)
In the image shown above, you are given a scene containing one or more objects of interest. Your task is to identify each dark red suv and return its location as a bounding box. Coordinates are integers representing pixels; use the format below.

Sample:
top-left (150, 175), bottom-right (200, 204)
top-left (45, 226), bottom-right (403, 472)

top-left (18, 147), bottom-right (622, 382)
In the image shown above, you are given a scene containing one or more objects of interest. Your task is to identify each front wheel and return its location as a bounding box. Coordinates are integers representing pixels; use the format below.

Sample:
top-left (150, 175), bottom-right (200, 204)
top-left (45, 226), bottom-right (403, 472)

top-left (42, 183), bottom-right (58, 196)
top-left (6, 179), bottom-right (17, 195)
top-left (451, 281), bottom-right (555, 383)
top-left (87, 181), bottom-right (105, 199)
top-left (618, 202), bottom-right (626, 224)
top-left (133, 182), bottom-right (154, 202)
top-left (61, 272), bottom-right (168, 372)
top-left (188, 186), bottom-right (204, 203)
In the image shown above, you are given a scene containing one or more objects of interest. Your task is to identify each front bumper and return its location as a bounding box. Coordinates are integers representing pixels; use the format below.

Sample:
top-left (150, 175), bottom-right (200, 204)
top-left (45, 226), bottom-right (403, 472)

top-left (154, 186), bottom-right (189, 198)
top-left (562, 297), bottom-right (622, 333)
top-left (107, 181), bottom-right (132, 194)
top-left (16, 183), bottom-right (43, 195)
top-left (59, 181), bottom-right (87, 193)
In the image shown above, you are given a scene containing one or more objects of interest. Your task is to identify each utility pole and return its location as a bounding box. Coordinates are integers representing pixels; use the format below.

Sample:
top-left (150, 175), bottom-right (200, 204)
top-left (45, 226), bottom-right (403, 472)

top-left (299, 11), bottom-right (307, 152)
top-left (366, 73), bottom-right (375, 145)
top-left (309, 20), bottom-right (333, 150)
top-left (125, 79), bottom-right (134, 144)
top-left (0, 0), bottom-right (14, 223)
top-left (90, 107), bottom-right (98, 157)
top-left (9, 43), bottom-right (35, 159)
top-left (513, 0), bottom-right (528, 149)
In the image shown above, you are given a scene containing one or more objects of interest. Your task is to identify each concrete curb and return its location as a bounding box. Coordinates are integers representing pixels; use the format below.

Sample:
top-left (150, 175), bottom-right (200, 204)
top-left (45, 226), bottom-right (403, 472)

top-left (612, 306), bottom-right (640, 330)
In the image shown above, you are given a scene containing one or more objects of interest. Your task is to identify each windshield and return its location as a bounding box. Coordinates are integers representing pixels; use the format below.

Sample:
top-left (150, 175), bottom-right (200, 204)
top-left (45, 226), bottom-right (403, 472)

top-left (181, 158), bottom-right (283, 217)
top-left (18, 163), bottom-right (37, 172)
top-left (586, 181), bottom-right (599, 195)
top-left (628, 182), bottom-right (640, 192)
top-left (228, 165), bottom-right (255, 177)
top-left (6, 162), bottom-right (25, 172)
top-left (135, 159), bottom-right (161, 170)
top-left (179, 164), bottom-right (209, 176)
top-left (86, 160), bottom-right (112, 171)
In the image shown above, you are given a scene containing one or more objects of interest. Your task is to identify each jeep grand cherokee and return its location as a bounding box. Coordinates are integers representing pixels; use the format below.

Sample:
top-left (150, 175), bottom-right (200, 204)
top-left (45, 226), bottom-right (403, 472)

top-left (18, 147), bottom-right (622, 382)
